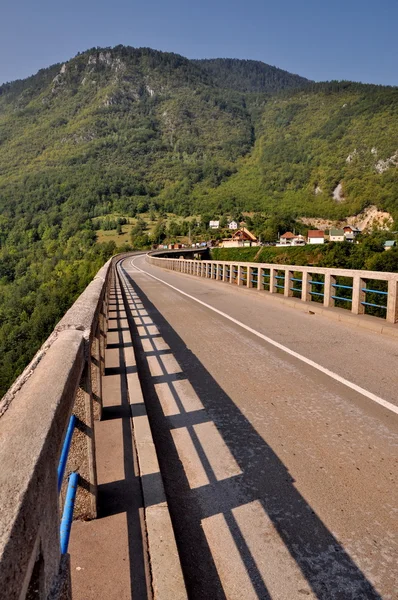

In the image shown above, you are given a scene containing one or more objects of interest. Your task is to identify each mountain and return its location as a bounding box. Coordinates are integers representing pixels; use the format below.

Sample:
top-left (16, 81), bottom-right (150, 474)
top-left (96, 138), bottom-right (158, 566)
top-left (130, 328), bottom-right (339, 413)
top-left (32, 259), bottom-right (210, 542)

top-left (191, 81), bottom-right (398, 223)
top-left (0, 45), bottom-right (397, 395)
top-left (194, 58), bottom-right (310, 92)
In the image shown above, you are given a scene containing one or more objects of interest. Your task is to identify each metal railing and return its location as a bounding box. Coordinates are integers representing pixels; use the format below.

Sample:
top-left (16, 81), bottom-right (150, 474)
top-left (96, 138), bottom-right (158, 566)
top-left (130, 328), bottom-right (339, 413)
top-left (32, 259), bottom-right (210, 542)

top-left (146, 256), bottom-right (398, 324)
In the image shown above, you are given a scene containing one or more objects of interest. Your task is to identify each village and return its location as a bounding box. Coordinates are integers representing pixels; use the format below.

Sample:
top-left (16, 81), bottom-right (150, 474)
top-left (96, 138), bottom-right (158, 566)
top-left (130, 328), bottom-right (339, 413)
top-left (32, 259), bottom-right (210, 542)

top-left (156, 219), bottom-right (397, 252)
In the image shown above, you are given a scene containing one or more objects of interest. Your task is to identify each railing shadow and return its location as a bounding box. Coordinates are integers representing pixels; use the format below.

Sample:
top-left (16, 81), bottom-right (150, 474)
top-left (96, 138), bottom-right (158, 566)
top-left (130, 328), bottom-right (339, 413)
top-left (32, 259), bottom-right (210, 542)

top-left (121, 266), bottom-right (382, 600)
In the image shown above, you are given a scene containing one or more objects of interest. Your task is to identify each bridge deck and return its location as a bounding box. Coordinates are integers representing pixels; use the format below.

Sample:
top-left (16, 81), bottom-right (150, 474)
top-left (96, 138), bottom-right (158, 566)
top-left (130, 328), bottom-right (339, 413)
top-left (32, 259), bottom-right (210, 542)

top-left (117, 254), bottom-right (397, 600)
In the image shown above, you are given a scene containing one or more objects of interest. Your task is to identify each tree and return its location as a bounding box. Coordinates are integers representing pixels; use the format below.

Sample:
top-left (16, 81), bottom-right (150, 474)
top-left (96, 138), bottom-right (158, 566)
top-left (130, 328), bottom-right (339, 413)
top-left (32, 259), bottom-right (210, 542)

top-left (151, 219), bottom-right (167, 244)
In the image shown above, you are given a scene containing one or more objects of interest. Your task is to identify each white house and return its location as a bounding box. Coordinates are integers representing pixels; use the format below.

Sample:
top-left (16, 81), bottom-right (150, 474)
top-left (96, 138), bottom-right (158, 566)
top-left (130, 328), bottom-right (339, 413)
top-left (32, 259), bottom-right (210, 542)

top-left (329, 229), bottom-right (345, 242)
top-left (228, 221), bottom-right (238, 230)
top-left (277, 232), bottom-right (296, 246)
top-left (307, 230), bottom-right (325, 244)
top-left (209, 220), bottom-right (220, 229)
top-left (276, 232), bottom-right (306, 247)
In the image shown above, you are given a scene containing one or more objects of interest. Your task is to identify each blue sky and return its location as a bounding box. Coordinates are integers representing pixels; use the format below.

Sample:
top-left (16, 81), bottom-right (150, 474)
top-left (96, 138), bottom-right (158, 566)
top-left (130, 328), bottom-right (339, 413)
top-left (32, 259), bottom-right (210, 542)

top-left (1, 0), bottom-right (397, 85)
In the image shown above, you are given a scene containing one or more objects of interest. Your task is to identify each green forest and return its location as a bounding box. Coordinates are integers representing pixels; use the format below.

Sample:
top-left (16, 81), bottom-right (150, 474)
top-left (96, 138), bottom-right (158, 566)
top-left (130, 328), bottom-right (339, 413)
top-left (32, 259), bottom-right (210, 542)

top-left (0, 45), bottom-right (397, 395)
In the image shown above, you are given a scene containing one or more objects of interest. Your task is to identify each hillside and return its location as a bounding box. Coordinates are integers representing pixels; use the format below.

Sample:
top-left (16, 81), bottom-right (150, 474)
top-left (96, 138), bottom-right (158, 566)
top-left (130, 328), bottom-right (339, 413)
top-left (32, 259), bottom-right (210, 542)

top-left (194, 58), bottom-right (310, 92)
top-left (1, 48), bottom-right (397, 225)
top-left (0, 45), bottom-right (397, 395)
top-left (191, 82), bottom-right (398, 223)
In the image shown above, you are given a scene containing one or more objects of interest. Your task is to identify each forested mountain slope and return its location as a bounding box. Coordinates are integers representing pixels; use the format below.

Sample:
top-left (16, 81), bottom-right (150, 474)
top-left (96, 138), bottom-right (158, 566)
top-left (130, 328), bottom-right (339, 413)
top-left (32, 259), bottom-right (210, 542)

top-left (192, 82), bottom-right (398, 223)
top-left (0, 45), bottom-right (309, 395)
top-left (194, 58), bottom-right (310, 92)
top-left (0, 45), bottom-right (397, 395)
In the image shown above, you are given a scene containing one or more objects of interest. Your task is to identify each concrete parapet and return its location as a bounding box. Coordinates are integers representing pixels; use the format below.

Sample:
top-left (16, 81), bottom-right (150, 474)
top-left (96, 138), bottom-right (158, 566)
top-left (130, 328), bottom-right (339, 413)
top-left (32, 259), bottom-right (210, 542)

top-left (0, 251), bottom-right (138, 599)
top-left (147, 255), bottom-right (398, 328)
top-left (0, 330), bottom-right (84, 600)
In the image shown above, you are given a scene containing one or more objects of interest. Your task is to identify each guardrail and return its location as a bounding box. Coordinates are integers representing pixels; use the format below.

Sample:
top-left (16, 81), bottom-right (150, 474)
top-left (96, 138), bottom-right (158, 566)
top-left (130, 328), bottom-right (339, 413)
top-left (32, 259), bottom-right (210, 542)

top-left (0, 253), bottom-right (134, 600)
top-left (146, 256), bottom-right (398, 324)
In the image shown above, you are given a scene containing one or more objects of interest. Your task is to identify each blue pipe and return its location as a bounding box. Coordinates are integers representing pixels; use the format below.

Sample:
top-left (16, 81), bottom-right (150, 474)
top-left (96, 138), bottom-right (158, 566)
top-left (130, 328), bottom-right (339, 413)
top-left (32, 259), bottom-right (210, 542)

top-left (57, 415), bottom-right (76, 493)
top-left (331, 295), bottom-right (352, 302)
top-left (362, 288), bottom-right (388, 295)
top-left (60, 472), bottom-right (79, 554)
top-left (361, 301), bottom-right (387, 309)
top-left (332, 283), bottom-right (353, 290)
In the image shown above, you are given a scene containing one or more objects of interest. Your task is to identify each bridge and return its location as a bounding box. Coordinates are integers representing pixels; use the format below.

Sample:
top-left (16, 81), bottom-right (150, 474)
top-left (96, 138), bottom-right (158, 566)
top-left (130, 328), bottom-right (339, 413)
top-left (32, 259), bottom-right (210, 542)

top-left (0, 252), bottom-right (397, 599)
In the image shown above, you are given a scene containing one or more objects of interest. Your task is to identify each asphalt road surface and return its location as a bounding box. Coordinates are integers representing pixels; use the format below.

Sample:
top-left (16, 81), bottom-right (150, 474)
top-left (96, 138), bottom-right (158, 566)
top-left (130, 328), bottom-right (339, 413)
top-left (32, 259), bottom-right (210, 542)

top-left (118, 255), bottom-right (398, 600)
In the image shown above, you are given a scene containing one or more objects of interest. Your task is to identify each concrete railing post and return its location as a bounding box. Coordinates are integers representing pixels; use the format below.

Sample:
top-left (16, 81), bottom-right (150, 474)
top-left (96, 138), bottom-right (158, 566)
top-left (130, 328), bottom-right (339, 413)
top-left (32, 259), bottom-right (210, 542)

top-left (247, 266), bottom-right (252, 288)
top-left (269, 268), bottom-right (276, 293)
top-left (229, 264), bottom-right (233, 282)
top-left (323, 273), bottom-right (336, 307)
top-left (352, 276), bottom-right (366, 315)
top-left (301, 270), bottom-right (311, 302)
top-left (237, 265), bottom-right (243, 286)
top-left (285, 270), bottom-right (293, 297)
top-left (230, 266), bottom-right (235, 284)
top-left (257, 267), bottom-right (262, 290)
top-left (91, 324), bottom-right (103, 421)
top-left (387, 279), bottom-right (398, 323)
top-left (223, 264), bottom-right (227, 282)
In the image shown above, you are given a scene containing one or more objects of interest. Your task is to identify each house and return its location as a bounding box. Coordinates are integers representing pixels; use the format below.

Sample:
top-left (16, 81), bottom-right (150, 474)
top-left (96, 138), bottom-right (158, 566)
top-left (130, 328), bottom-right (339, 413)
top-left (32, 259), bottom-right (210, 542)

top-left (307, 230), bottom-right (325, 244)
top-left (384, 240), bottom-right (396, 251)
top-left (228, 221), bottom-right (238, 230)
top-left (293, 234), bottom-right (306, 246)
top-left (329, 228), bottom-right (345, 242)
top-left (276, 232), bottom-right (306, 247)
top-left (220, 228), bottom-right (259, 248)
top-left (343, 226), bottom-right (361, 236)
top-left (344, 233), bottom-right (355, 243)
top-left (209, 220), bottom-right (220, 229)
top-left (278, 232), bottom-right (296, 245)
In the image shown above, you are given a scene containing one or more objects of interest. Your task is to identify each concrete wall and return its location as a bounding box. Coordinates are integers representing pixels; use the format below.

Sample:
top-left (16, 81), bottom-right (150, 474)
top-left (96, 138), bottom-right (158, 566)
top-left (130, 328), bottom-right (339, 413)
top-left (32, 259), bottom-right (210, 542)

top-left (147, 256), bottom-right (398, 325)
top-left (0, 253), bottom-right (135, 600)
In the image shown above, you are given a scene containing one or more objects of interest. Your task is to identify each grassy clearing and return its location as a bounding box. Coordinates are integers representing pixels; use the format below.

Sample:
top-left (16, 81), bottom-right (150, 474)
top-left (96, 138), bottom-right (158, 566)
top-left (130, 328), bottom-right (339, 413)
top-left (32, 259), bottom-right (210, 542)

top-left (94, 212), bottom-right (200, 245)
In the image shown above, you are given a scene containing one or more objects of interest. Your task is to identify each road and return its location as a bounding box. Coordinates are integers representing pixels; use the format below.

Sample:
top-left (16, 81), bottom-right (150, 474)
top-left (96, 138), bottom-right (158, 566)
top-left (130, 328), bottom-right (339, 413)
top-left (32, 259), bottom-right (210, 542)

top-left (118, 254), bottom-right (398, 600)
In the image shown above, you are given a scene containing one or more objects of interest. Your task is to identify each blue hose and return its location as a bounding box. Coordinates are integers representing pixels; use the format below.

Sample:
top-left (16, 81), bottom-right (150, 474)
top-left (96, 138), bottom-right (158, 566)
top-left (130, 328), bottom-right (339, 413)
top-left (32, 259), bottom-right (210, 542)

top-left (60, 472), bottom-right (79, 554)
top-left (57, 415), bottom-right (76, 492)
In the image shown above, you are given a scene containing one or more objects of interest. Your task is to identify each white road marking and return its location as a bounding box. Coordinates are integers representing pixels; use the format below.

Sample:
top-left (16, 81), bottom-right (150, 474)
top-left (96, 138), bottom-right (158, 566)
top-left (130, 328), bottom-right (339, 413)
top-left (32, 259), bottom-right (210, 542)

top-left (125, 258), bottom-right (398, 416)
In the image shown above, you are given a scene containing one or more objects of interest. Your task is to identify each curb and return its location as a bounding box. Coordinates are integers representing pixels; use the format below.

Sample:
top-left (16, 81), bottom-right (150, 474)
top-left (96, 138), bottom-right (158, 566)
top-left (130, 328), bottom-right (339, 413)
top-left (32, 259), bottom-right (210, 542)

top-left (116, 267), bottom-right (188, 600)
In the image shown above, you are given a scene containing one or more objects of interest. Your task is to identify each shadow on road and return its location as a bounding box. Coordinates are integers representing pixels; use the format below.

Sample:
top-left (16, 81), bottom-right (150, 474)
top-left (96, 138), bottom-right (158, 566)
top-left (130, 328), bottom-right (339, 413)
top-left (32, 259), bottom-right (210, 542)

top-left (120, 265), bottom-right (382, 600)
